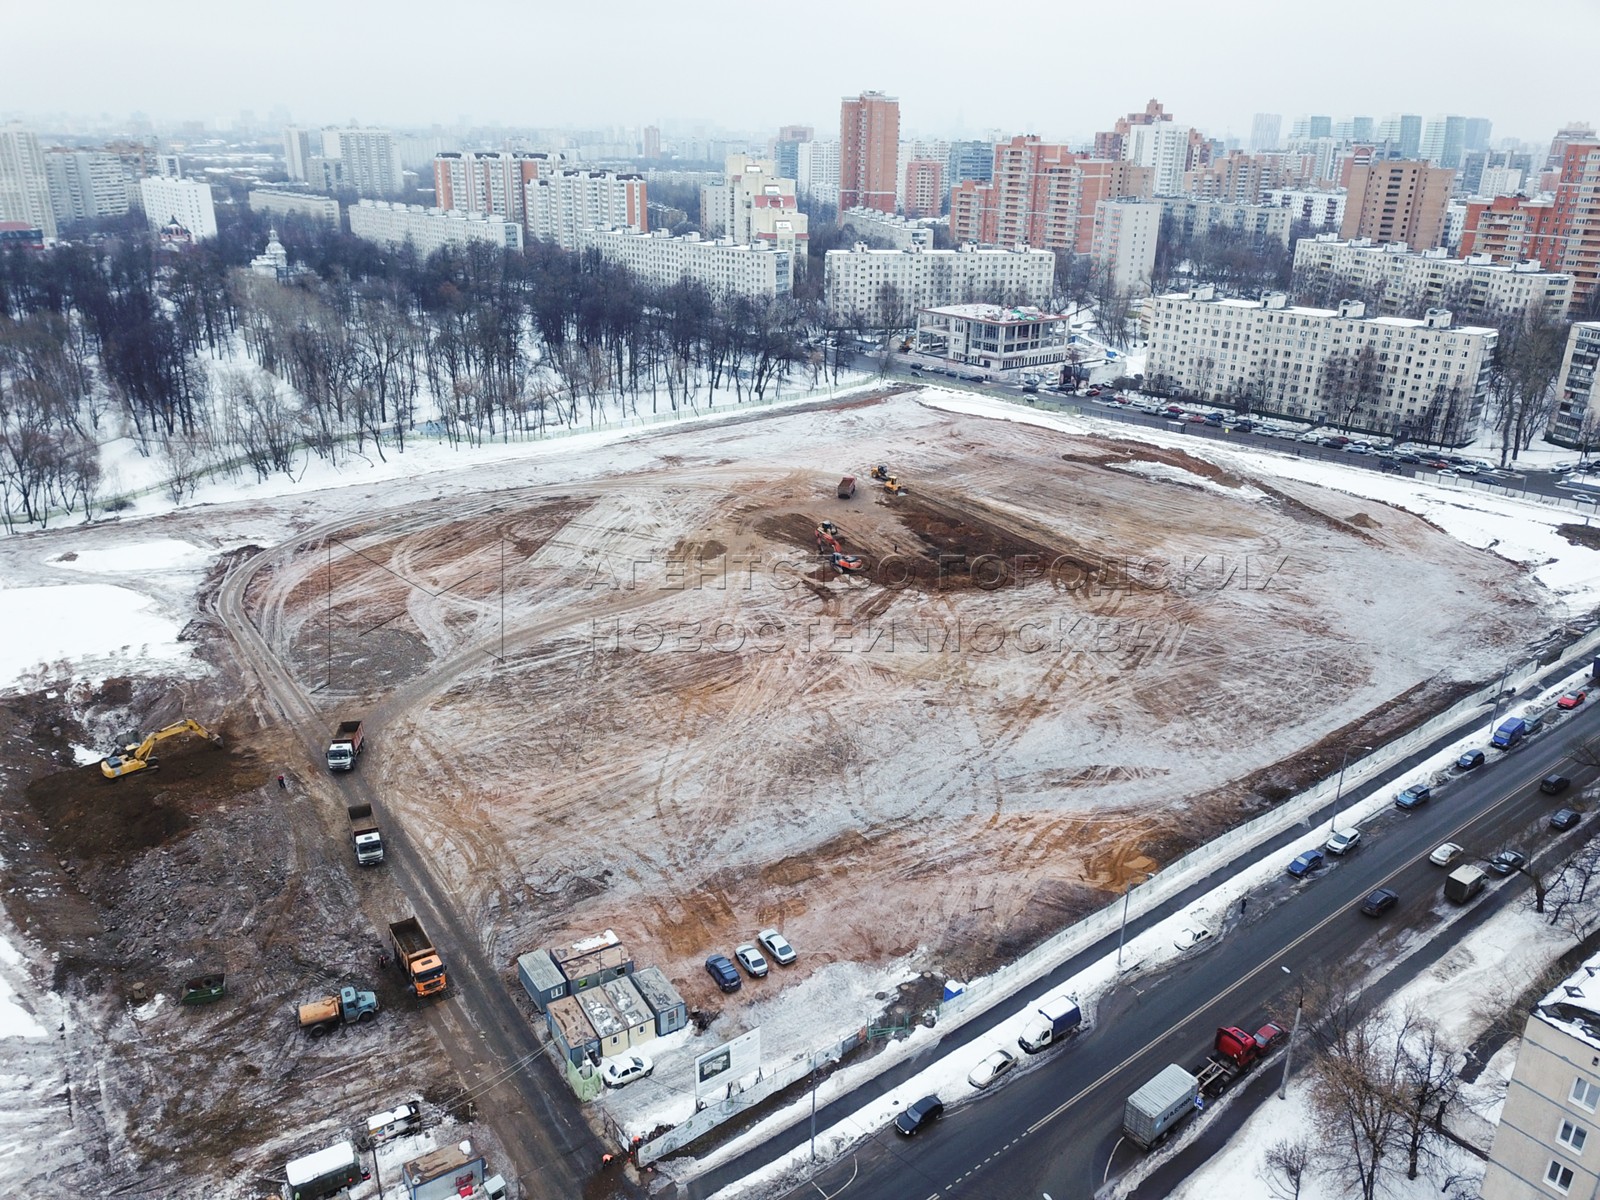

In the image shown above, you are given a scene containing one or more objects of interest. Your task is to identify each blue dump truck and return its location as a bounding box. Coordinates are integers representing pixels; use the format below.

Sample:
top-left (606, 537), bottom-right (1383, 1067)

top-left (1017, 995), bottom-right (1083, 1054)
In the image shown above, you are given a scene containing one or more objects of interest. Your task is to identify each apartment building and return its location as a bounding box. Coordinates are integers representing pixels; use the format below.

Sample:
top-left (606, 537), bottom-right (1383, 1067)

top-left (1183, 151), bottom-right (1271, 204)
top-left (1461, 142), bottom-right (1600, 305)
top-left (1160, 198), bottom-right (1292, 247)
top-left (839, 91), bottom-right (899, 213)
top-left (139, 176), bottom-right (217, 241)
top-left (913, 304), bottom-right (1071, 373)
top-left (282, 126), bottom-right (315, 181)
top-left (1340, 160), bottom-right (1455, 250)
top-left (1546, 322), bottom-right (1600, 446)
top-left (1123, 120), bottom-right (1198, 196)
top-left (903, 159), bottom-right (944, 220)
top-left (42, 149), bottom-right (129, 225)
top-left (1293, 235), bottom-right (1573, 322)
top-left (247, 188), bottom-right (341, 226)
top-left (526, 169), bottom-right (647, 252)
top-left (823, 242), bottom-right (1054, 327)
top-left (433, 150), bottom-right (551, 225)
top-left (1265, 188), bottom-right (1346, 230)
top-left (1145, 285), bottom-right (1495, 442)
top-left (699, 155), bottom-right (807, 279)
top-left (348, 200), bottom-right (523, 255)
top-left (796, 139), bottom-right (840, 206)
top-left (1482, 950), bottom-right (1600, 1198)
top-left (579, 229), bottom-right (790, 300)
top-left (332, 127), bottom-right (404, 197)
top-left (0, 124), bottom-right (57, 240)
top-left (1091, 199), bottom-right (1162, 293)
top-left (950, 136), bottom-right (1151, 254)
top-left (838, 208), bottom-right (934, 251)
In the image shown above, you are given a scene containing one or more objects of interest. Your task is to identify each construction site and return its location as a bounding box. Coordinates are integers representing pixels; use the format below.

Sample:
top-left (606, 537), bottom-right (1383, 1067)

top-left (0, 386), bottom-right (1559, 1197)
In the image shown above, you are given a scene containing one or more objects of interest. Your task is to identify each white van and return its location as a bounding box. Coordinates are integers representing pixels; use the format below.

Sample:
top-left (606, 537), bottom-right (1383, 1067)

top-left (365, 1099), bottom-right (422, 1146)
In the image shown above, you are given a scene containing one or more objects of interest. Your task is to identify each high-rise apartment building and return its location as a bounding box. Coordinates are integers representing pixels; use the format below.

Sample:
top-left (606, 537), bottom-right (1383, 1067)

top-left (1091, 199), bottom-right (1162, 293)
top-left (642, 126), bottom-right (661, 160)
top-left (1460, 141), bottom-right (1600, 304)
top-left (902, 160), bottom-right (944, 220)
top-left (947, 140), bottom-right (994, 197)
top-left (139, 176), bottom-right (218, 241)
top-left (434, 150), bottom-right (549, 225)
top-left (334, 127), bottom-right (404, 197)
top-left (526, 169), bottom-right (647, 252)
top-left (1250, 114), bottom-right (1282, 153)
top-left (1463, 118), bottom-right (1493, 153)
top-left (699, 155), bottom-right (807, 283)
top-left (1123, 121), bottom-right (1198, 196)
top-left (839, 91), bottom-right (899, 213)
top-left (1548, 122), bottom-right (1598, 171)
top-left (282, 126), bottom-right (314, 181)
top-left (772, 126), bottom-right (811, 182)
top-left (796, 140), bottom-right (840, 206)
top-left (1546, 321), bottom-right (1600, 446)
top-left (0, 125), bottom-right (58, 240)
top-left (1339, 160), bottom-right (1454, 249)
top-left (42, 149), bottom-right (129, 225)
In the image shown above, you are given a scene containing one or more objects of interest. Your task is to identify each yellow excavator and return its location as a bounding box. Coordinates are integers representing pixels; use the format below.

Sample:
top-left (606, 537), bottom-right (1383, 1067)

top-left (101, 719), bottom-right (224, 780)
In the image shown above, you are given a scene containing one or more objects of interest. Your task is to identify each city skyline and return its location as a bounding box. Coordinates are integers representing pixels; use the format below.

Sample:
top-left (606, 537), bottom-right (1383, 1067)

top-left (2, 0), bottom-right (1595, 145)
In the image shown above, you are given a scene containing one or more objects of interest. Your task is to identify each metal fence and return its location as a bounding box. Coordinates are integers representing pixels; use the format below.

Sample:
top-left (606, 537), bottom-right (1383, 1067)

top-left (635, 1027), bottom-right (866, 1167)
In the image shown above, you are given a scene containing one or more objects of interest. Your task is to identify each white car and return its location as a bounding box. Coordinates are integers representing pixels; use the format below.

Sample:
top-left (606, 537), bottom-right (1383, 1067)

top-left (967, 1048), bottom-right (1018, 1090)
top-left (600, 1053), bottom-right (654, 1088)
top-left (1429, 842), bottom-right (1464, 867)
top-left (734, 943), bottom-right (769, 977)
top-left (1173, 926), bottom-right (1212, 951)
top-left (757, 928), bottom-right (797, 966)
top-left (1326, 827), bottom-right (1362, 856)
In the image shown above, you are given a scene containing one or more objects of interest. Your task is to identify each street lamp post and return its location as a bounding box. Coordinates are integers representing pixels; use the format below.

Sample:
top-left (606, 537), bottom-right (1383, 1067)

top-left (1328, 744), bottom-right (1372, 836)
top-left (1279, 966), bottom-right (1304, 1101)
top-left (1487, 660), bottom-right (1514, 739)
top-left (1116, 872), bottom-right (1153, 973)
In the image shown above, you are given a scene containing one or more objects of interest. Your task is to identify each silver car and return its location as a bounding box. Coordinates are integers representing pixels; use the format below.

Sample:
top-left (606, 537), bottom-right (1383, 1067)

top-left (757, 928), bottom-right (797, 966)
top-left (967, 1048), bottom-right (1018, 1089)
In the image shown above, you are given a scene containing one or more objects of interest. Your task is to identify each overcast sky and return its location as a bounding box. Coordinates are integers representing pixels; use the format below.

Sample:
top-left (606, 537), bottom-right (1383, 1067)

top-left (5, 0), bottom-right (1595, 145)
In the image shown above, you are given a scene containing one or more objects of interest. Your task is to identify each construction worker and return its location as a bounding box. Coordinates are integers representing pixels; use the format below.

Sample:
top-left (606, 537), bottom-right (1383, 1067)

top-left (277, 774), bottom-right (287, 791)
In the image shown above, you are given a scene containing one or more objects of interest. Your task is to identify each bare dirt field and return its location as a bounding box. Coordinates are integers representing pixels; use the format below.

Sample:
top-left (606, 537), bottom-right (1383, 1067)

top-left (0, 388), bottom-right (1558, 1194)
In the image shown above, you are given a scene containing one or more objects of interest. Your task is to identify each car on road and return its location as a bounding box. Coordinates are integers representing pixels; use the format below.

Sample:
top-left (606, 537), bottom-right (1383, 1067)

top-left (734, 943), bottom-right (769, 978)
top-left (705, 954), bottom-right (741, 993)
top-left (1361, 888), bottom-right (1400, 917)
top-left (1551, 809), bottom-right (1584, 832)
top-left (1541, 774), bottom-right (1572, 796)
top-left (1395, 783), bottom-right (1432, 810)
top-left (600, 1053), bottom-right (654, 1088)
top-left (757, 928), bottom-right (797, 966)
top-left (1559, 691), bottom-right (1589, 710)
top-left (1173, 926), bottom-right (1213, 951)
top-left (1457, 749), bottom-right (1486, 770)
top-left (895, 1094), bottom-right (945, 1135)
top-left (1489, 849), bottom-right (1527, 876)
top-left (1429, 842), bottom-right (1464, 867)
top-left (1326, 828), bottom-right (1362, 856)
top-left (1254, 1022), bottom-right (1288, 1051)
top-left (1397, 453), bottom-right (1423, 464)
top-left (967, 1049), bottom-right (1018, 1090)
top-left (1287, 848), bottom-right (1326, 877)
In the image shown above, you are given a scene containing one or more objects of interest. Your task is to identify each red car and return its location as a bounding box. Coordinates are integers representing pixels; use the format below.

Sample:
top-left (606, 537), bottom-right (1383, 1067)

top-left (1559, 691), bottom-right (1589, 710)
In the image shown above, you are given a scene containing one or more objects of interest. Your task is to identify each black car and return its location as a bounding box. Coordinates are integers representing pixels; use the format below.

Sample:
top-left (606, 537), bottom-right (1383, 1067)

top-left (704, 954), bottom-right (742, 993)
top-left (1397, 453), bottom-right (1423, 464)
top-left (1541, 774), bottom-right (1572, 796)
top-left (895, 1094), bottom-right (945, 1136)
top-left (1551, 809), bottom-right (1583, 832)
top-left (1488, 849), bottom-right (1527, 876)
top-left (1360, 888), bottom-right (1399, 917)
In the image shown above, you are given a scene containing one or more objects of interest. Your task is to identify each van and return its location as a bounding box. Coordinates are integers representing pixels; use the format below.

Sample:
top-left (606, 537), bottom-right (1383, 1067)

top-left (366, 1099), bottom-right (422, 1146)
top-left (1444, 866), bottom-right (1486, 904)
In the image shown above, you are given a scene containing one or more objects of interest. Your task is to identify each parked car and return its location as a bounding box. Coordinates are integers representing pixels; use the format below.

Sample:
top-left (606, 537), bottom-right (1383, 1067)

top-left (1395, 783), bottom-right (1432, 810)
top-left (967, 1049), bottom-right (1018, 1090)
top-left (1457, 749), bottom-right (1486, 770)
top-left (600, 1053), bottom-right (654, 1088)
top-left (1287, 848), bottom-right (1326, 877)
top-left (895, 1094), bottom-right (946, 1135)
top-left (734, 943), bottom-right (769, 978)
top-left (757, 928), bottom-right (797, 966)
top-left (1255, 1022), bottom-right (1288, 1052)
top-left (1551, 808), bottom-right (1583, 831)
top-left (1173, 926), bottom-right (1212, 950)
top-left (1429, 842), bottom-right (1464, 867)
top-left (1326, 828), bottom-right (1363, 856)
top-left (704, 954), bottom-right (741, 993)
top-left (1558, 691), bottom-right (1589, 710)
top-left (1541, 774), bottom-right (1572, 796)
top-left (1488, 849), bottom-right (1527, 876)
top-left (1360, 888), bottom-right (1400, 917)
top-left (1397, 452), bottom-right (1423, 464)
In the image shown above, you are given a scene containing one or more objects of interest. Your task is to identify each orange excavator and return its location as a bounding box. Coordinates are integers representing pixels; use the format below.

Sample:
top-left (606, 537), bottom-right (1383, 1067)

top-left (814, 521), bottom-right (865, 573)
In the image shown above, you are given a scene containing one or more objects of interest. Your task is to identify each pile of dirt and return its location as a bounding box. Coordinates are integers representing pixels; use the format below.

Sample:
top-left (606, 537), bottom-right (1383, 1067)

top-left (1558, 523), bottom-right (1600, 551)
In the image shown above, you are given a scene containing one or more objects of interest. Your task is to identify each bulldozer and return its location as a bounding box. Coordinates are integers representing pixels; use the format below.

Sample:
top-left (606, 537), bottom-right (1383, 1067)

top-left (869, 464), bottom-right (890, 481)
top-left (101, 719), bottom-right (224, 780)
top-left (882, 475), bottom-right (907, 495)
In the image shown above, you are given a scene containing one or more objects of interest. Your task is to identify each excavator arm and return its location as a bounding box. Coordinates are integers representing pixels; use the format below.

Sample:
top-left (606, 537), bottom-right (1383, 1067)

top-left (101, 719), bottom-right (223, 779)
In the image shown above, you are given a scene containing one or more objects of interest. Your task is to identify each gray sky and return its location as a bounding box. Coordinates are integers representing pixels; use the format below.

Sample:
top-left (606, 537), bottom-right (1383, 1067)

top-left (5, 0), bottom-right (1595, 145)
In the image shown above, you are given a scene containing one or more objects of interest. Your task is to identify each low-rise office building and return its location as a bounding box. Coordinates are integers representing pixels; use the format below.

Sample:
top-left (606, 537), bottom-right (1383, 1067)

top-left (914, 304), bottom-right (1071, 373)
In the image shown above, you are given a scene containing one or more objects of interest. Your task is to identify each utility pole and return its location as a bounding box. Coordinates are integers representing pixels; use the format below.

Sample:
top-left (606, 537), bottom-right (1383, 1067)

top-left (1278, 984), bottom-right (1304, 1100)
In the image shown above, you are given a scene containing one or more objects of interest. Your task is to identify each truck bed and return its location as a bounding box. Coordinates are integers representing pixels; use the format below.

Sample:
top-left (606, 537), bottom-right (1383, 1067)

top-left (298, 997), bottom-right (338, 1025)
top-left (390, 917), bottom-right (431, 957)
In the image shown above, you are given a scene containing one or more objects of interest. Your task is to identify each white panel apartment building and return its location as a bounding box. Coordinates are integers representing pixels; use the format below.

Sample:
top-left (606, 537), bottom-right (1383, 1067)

top-left (332, 127), bottom-right (404, 197)
top-left (580, 229), bottom-right (790, 300)
top-left (823, 243), bottom-right (1055, 327)
top-left (1145, 285), bottom-right (1496, 442)
top-left (43, 150), bottom-right (129, 224)
top-left (349, 201), bottom-right (523, 256)
top-left (526, 170), bottom-right (646, 252)
top-left (0, 124), bottom-right (57, 239)
top-left (1123, 122), bottom-right (1194, 196)
top-left (1264, 188), bottom-right (1346, 230)
top-left (1091, 199), bottom-right (1162, 294)
top-left (1293, 235), bottom-right (1574, 321)
top-left (138, 176), bottom-right (218, 240)
top-left (1482, 949), bottom-right (1600, 1199)
top-left (1547, 321), bottom-right (1600, 446)
top-left (1160, 198), bottom-right (1292, 247)
top-left (248, 188), bottom-right (341, 226)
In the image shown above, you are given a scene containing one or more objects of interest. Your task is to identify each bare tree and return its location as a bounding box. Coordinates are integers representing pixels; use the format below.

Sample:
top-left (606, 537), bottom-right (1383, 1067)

top-left (1393, 1017), bottom-right (1466, 1180)
top-left (1259, 1137), bottom-right (1315, 1200)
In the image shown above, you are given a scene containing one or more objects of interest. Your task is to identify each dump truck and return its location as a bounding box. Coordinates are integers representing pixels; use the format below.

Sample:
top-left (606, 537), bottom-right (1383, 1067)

top-left (1017, 995), bottom-right (1082, 1054)
top-left (1124, 1026), bottom-right (1271, 1149)
top-left (1445, 864), bottom-right (1487, 904)
top-left (326, 719), bottom-right (365, 771)
top-left (285, 1139), bottom-right (362, 1200)
top-left (297, 985), bottom-right (379, 1036)
top-left (390, 916), bottom-right (447, 996)
top-left (100, 718), bottom-right (223, 779)
top-left (838, 475), bottom-right (857, 499)
top-left (1491, 716), bottom-right (1529, 749)
top-left (347, 804), bottom-right (384, 865)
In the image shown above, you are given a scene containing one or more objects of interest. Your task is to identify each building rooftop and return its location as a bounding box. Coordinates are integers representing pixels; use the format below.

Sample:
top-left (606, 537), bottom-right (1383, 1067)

top-left (920, 303), bottom-right (1068, 323)
top-left (1538, 952), bottom-right (1600, 1052)
top-left (401, 1139), bottom-right (480, 1187)
top-left (631, 965), bottom-right (685, 1015)
top-left (601, 975), bottom-right (653, 1028)
top-left (546, 994), bottom-right (598, 1048)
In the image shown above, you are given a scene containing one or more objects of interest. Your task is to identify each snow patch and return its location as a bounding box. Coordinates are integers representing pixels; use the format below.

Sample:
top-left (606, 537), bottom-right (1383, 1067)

top-left (0, 583), bottom-right (198, 693)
